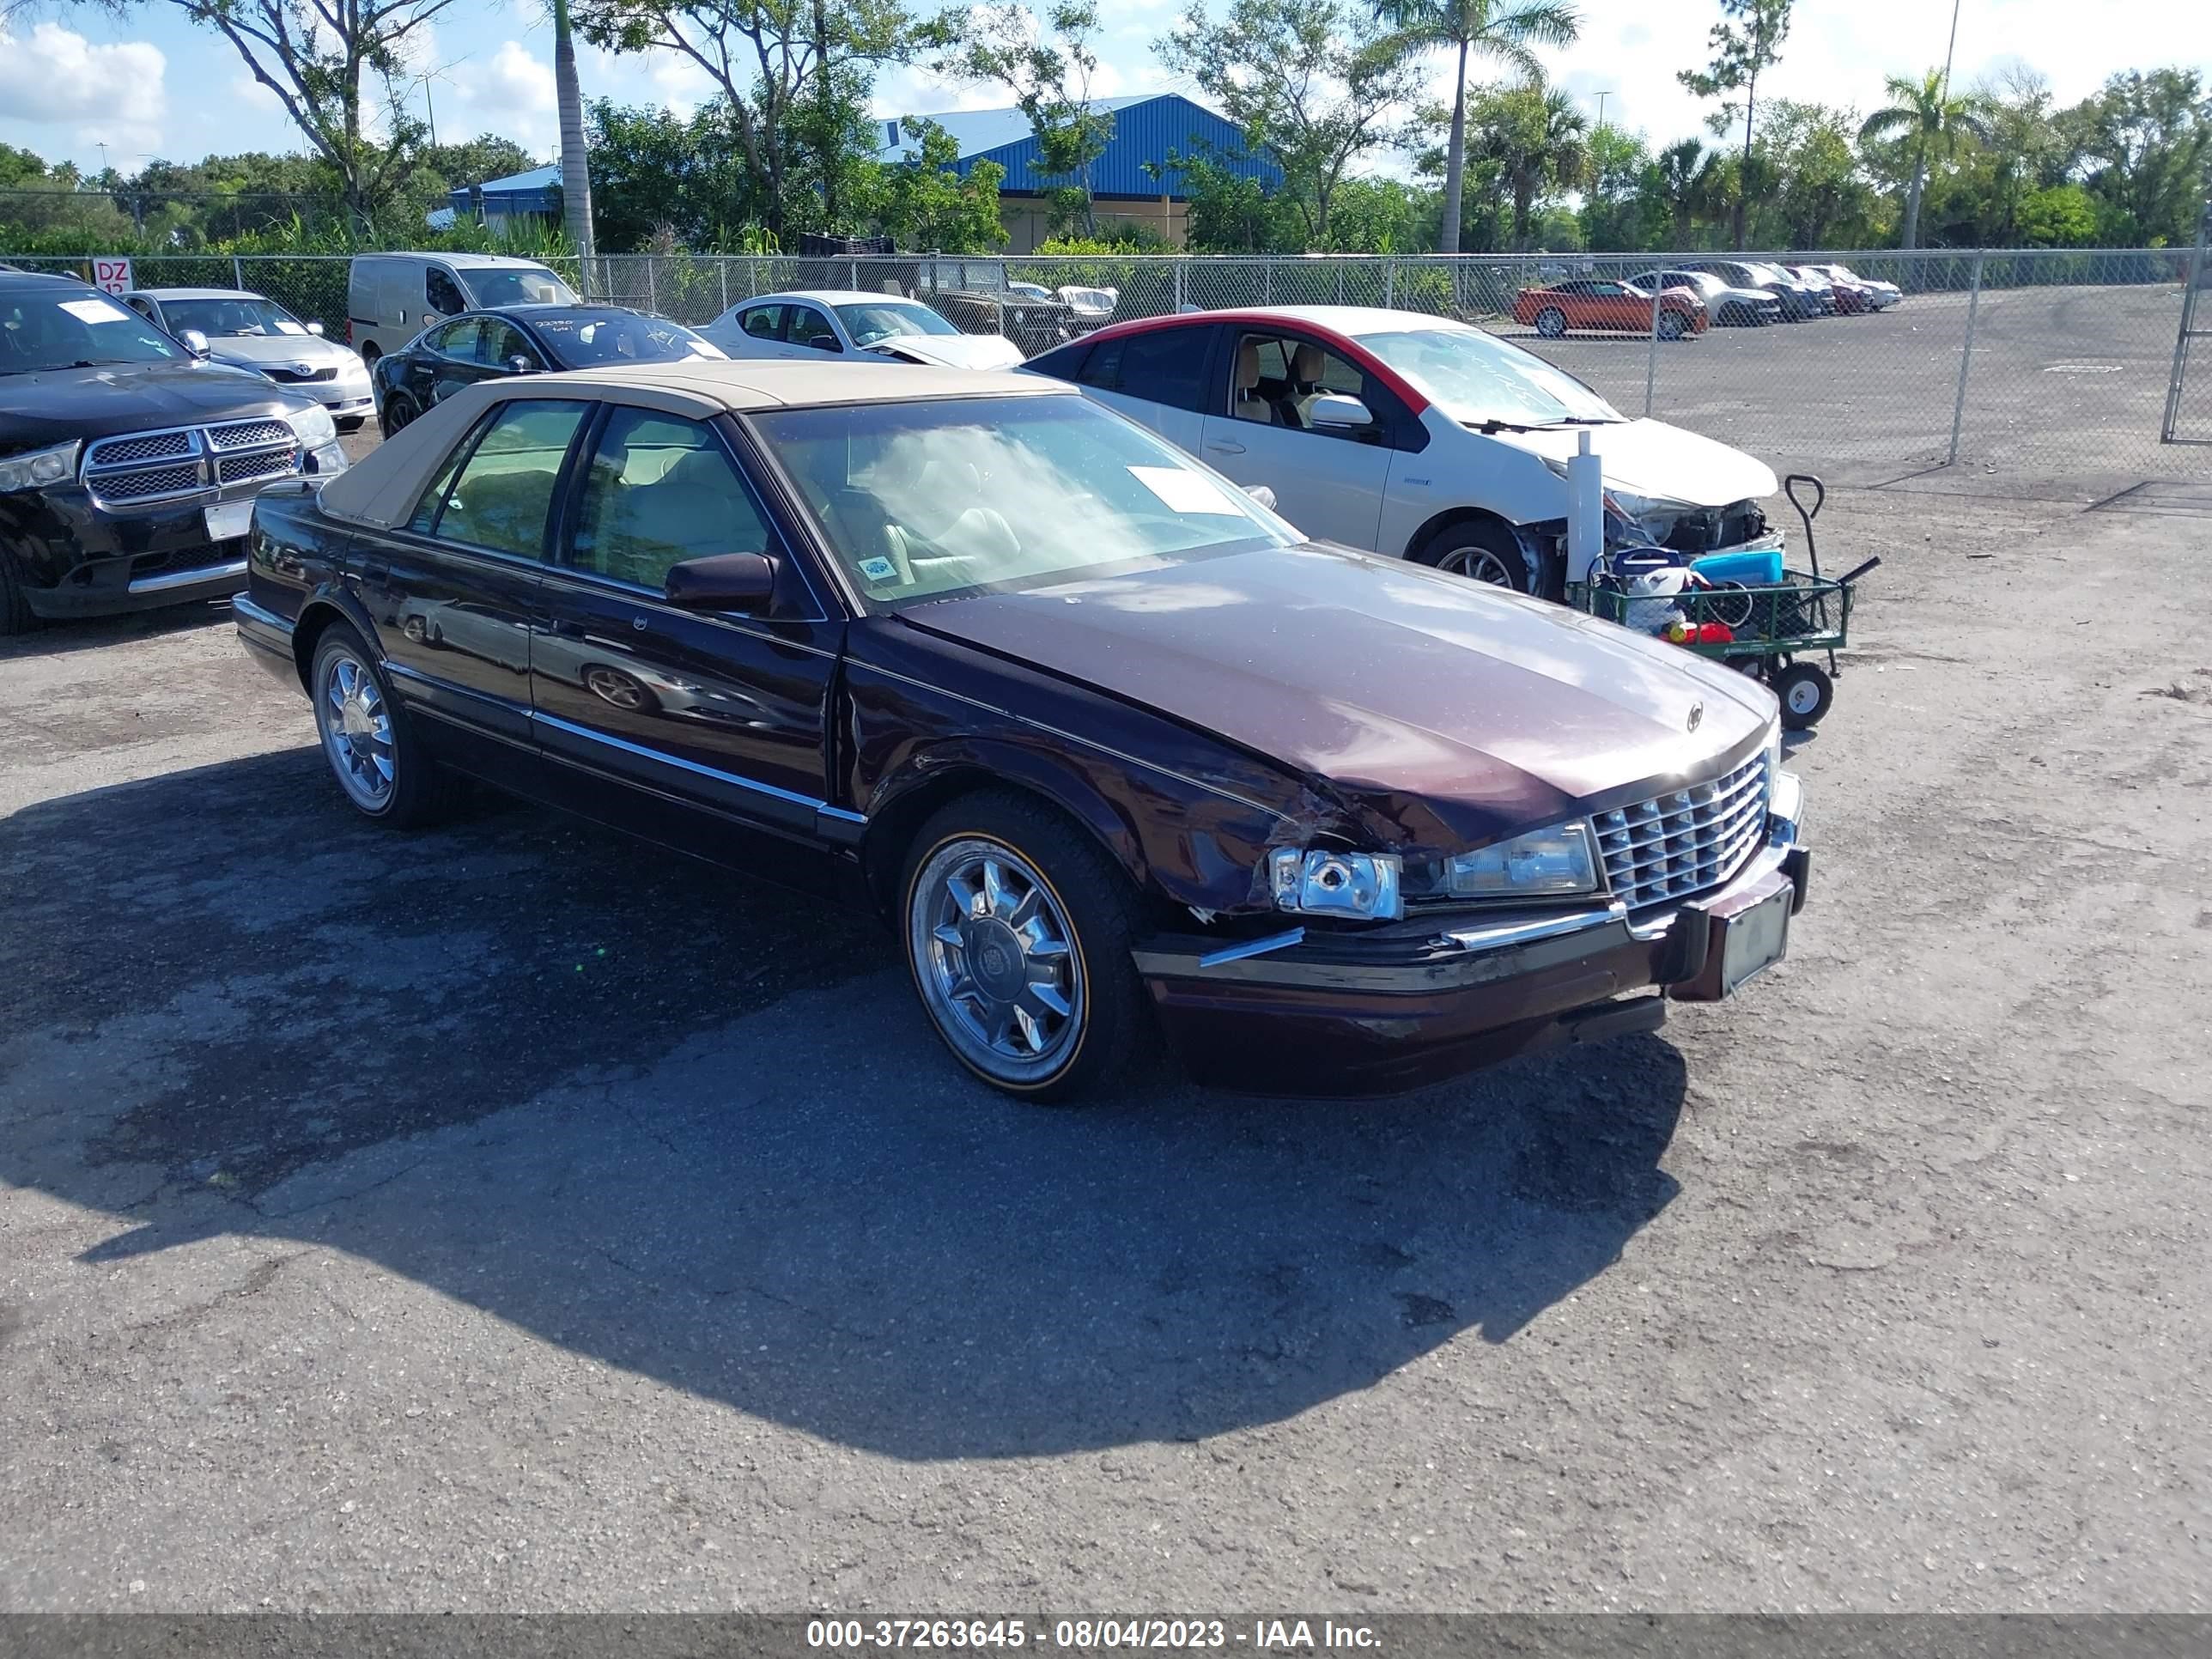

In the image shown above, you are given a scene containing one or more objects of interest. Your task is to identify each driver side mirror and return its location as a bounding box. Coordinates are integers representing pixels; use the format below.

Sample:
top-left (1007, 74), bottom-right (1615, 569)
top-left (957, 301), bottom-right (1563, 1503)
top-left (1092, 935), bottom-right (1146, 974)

top-left (664, 551), bottom-right (778, 614)
top-left (178, 328), bottom-right (211, 358)
top-left (307, 320), bottom-right (325, 337)
top-left (1243, 483), bottom-right (1279, 511)
top-left (805, 333), bottom-right (841, 352)
top-left (506, 354), bottom-right (538, 376)
top-left (1307, 392), bottom-right (1372, 430)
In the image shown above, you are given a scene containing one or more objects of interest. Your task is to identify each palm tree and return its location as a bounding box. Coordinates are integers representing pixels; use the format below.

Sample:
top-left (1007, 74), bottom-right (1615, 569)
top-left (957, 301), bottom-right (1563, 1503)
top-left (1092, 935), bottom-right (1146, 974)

top-left (1859, 68), bottom-right (1987, 250)
top-left (553, 0), bottom-right (596, 264)
top-left (1651, 137), bottom-right (1707, 245)
top-left (1373, 0), bottom-right (1582, 255)
top-left (1473, 83), bottom-right (1587, 249)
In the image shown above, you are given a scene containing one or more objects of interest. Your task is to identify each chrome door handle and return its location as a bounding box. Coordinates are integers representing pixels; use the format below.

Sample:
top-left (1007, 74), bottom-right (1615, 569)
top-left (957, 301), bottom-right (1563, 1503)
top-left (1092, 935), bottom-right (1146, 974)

top-left (1205, 441), bottom-right (1246, 456)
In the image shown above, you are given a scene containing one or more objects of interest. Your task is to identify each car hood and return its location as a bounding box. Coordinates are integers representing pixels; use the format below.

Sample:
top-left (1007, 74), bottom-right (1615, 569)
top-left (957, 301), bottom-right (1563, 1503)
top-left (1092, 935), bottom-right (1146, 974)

top-left (207, 334), bottom-right (359, 373)
top-left (872, 333), bottom-right (1027, 371)
top-left (900, 543), bottom-right (1775, 853)
top-left (0, 360), bottom-right (308, 449)
top-left (1485, 417), bottom-right (1777, 505)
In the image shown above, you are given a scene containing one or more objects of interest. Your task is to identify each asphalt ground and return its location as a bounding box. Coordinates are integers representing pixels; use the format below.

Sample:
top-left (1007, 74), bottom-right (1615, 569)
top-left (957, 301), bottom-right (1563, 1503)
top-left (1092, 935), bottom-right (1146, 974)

top-left (2, 422), bottom-right (2209, 1612)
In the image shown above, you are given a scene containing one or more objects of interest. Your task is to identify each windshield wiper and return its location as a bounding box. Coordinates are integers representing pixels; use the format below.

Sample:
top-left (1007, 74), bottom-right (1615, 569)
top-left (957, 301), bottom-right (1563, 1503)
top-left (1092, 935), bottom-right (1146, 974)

top-left (1533, 416), bottom-right (1620, 428)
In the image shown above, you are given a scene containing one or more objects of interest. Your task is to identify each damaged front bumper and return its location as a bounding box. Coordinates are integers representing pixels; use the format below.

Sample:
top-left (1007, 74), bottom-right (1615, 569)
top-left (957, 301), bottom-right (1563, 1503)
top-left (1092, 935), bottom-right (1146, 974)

top-left (1132, 773), bottom-right (1809, 1095)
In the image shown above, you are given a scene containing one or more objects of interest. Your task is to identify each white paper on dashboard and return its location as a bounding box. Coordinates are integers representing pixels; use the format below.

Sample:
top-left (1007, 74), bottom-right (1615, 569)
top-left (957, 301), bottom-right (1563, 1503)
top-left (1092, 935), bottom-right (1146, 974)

top-left (1128, 465), bottom-right (1243, 516)
top-left (59, 297), bottom-right (132, 324)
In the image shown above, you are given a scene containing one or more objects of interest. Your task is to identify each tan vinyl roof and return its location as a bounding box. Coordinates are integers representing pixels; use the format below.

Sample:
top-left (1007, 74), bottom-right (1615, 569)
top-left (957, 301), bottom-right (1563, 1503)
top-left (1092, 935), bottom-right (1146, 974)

top-left (317, 360), bottom-right (1070, 531)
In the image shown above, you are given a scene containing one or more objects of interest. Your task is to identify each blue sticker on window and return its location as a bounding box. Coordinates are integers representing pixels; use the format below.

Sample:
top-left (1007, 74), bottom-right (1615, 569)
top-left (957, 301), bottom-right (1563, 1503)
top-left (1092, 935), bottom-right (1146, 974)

top-left (857, 556), bottom-right (898, 581)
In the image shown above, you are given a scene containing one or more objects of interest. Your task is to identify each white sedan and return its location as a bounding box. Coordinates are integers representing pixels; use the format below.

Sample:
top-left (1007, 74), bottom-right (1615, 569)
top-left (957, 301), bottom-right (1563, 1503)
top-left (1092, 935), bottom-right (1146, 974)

top-left (119, 287), bottom-right (375, 429)
top-left (697, 289), bottom-right (1026, 371)
top-left (1024, 305), bottom-right (1780, 594)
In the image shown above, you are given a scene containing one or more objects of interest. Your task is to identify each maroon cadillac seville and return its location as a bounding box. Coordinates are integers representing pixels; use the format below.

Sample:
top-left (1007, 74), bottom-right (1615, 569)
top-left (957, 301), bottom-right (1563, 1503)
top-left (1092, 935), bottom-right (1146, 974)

top-left (233, 361), bottom-right (1808, 1100)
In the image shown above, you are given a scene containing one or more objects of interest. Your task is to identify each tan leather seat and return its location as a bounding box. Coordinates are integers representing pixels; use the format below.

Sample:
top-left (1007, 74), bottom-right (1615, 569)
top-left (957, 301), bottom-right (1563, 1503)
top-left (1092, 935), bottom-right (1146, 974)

top-left (1286, 342), bottom-right (1330, 428)
top-left (1233, 341), bottom-right (1279, 424)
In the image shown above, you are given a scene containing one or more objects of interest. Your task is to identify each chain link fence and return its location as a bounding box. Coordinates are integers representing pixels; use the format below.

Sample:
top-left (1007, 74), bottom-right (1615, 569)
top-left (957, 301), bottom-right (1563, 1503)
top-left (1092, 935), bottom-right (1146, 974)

top-left (13, 246), bottom-right (2207, 489)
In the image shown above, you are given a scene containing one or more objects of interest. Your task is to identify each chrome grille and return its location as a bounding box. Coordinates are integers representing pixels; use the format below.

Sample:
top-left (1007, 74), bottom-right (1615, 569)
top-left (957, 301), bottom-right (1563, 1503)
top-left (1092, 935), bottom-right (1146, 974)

top-left (264, 366), bottom-right (337, 384)
top-left (217, 448), bottom-right (296, 485)
top-left (207, 419), bottom-right (294, 451)
top-left (79, 417), bottom-right (300, 509)
top-left (86, 430), bottom-right (191, 468)
top-left (1594, 751), bottom-right (1771, 911)
top-left (95, 463), bottom-right (204, 502)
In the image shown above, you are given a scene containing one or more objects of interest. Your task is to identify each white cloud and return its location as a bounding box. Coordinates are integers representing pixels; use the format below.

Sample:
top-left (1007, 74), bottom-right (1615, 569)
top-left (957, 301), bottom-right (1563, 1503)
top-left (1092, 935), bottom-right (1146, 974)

top-left (447, 38), bottom-right (557, 151)
top-left (0, 23), bottom-right (167, 157)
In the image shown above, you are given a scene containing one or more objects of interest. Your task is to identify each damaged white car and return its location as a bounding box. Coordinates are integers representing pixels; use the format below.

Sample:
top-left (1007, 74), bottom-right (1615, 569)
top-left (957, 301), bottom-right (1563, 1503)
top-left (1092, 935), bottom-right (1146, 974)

top-left (1024, 305), bottom-right (1780, 595)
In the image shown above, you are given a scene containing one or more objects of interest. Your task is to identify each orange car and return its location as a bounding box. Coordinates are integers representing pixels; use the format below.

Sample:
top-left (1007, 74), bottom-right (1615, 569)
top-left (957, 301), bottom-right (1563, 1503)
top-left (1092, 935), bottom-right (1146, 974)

top-left (1512, 278), bottom-right (1708, 340)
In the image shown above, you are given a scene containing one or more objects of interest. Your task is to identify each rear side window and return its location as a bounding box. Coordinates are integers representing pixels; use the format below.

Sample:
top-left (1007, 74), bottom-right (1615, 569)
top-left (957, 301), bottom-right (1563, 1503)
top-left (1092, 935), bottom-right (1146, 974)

top-left (1024, 339), bottom-right (1091, 384)
top-left (1078, 327), bottom-right (1209, 412)
top-left (739, 305), bottom-right (785, 339)
top-left (420, 399), bottom-right (588, 557)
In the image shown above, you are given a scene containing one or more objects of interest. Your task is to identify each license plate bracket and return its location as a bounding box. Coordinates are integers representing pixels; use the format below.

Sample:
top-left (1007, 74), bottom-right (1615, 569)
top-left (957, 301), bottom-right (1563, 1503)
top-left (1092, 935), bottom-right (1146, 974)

top-left (1718, 880), bottom-right (1792, 994)
top-left (204, 499), bottom-right (255, 543)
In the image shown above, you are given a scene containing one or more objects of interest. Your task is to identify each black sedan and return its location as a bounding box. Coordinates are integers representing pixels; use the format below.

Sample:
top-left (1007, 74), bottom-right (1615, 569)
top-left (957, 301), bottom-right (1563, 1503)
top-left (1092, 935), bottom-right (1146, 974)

top-left (235, 362), bottom-right (1808, 1102)
top-left (373, 305), bottom-right (724, 437)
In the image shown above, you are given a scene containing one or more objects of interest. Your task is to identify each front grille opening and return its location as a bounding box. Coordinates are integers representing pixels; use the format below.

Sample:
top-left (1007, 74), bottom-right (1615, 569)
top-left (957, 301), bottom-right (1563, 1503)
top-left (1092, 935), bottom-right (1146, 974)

top-left (217, 448), bottom-right (297, 485)
top-left (207, 419), bottom-right (295, 452)
top-left (88, 431), bottom-right (192, 467)
top-left (1595, 752), bottom-right (1769, 911)
top-left (94, 463), bottom-right (204, 502)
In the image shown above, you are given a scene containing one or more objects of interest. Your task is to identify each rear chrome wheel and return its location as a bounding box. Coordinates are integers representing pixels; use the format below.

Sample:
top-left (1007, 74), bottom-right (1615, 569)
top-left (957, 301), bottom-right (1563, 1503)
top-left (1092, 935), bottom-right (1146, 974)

top-left (318, 647), bottom-right (395, 811)
top-left (310, 624), bottom-right (450, 826)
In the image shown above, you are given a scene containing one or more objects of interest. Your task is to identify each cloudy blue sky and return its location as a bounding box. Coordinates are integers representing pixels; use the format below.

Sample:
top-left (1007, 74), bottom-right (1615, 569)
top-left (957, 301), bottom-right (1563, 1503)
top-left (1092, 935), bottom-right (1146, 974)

top-left (1, 0), bottom-right (2205, 183)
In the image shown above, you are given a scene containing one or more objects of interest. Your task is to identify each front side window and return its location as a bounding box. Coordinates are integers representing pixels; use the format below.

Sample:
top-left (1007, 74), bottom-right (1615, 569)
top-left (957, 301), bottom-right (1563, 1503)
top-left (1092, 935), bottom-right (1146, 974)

top-left (0, 290), bottom-right (187, 374)
top-left (756, 393), bottom-right (1296, 609)
top-left (477, 321), bottom-right (538, 368)
top-left (423, 399), bottom-right (588, 557)
top-left (1233, 333), bottom-right (1389, 439)
top-left (569, 409), bottom-right (769, 591)
top-left (787, 307), bottom-right (841, 351)
top-left (530, 312), bottom-right (719, 368)
top-left (160, 296), bottom-right (309, 337)
top-left (1354, 325), bottom-right (1623, 428)
top-left (1080, 328), bottom-right (1209, 412)
top-left (425, 269), bottom-right (467, 315)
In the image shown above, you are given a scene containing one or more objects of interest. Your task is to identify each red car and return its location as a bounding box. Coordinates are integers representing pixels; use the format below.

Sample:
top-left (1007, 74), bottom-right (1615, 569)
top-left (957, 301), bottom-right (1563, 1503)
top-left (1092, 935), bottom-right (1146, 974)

top-left (1513, 278), bottom-right (1708, 340)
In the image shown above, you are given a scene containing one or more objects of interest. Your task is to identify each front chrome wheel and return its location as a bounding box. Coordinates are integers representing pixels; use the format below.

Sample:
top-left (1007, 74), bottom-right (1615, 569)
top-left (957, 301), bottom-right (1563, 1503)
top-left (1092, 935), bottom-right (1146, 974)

top-left (318, 647), bottom-right (395, 811)
top-left (1433, 544), bottom-right (1519, 587)
top-left (909, 836), bottom-right (1085, 1086)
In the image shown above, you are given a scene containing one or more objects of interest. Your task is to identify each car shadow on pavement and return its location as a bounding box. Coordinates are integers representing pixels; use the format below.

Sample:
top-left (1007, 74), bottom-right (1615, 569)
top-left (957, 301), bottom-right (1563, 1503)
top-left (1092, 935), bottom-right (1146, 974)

top-left (3, 747), bottom-right (1688, 1461)
top-left (0, 601), bottom-right (239, 663)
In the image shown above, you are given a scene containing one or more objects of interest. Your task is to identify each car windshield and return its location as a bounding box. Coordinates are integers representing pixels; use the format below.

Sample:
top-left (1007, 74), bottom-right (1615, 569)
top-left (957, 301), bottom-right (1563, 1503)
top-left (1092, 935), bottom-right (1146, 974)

top-left (834, 301), bottom-right (959, 346)
top-left (529, 312), bottom-right (722, 367)
top-left (755, 393), bottom-right (1296, 608)
top-left (1354, 326), bottom-right (1623, 427)
top-left (0, 289), bottom-right (189, 374)
top-left (161, 296), bottom-right (309, 337)
top-left (463, 265), bottom-right (577, 307)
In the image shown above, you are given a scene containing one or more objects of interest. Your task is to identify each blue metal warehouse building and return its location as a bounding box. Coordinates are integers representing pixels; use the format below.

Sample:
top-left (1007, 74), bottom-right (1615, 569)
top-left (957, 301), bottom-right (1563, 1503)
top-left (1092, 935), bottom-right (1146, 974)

top-left (878, 93), bottom-right (1280, 251)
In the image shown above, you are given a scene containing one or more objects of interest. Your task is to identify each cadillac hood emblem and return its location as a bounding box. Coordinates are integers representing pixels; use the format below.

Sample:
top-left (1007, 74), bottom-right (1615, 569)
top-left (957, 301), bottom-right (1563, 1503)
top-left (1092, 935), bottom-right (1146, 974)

top-left (1686, 701), bottom-right (1705, 732)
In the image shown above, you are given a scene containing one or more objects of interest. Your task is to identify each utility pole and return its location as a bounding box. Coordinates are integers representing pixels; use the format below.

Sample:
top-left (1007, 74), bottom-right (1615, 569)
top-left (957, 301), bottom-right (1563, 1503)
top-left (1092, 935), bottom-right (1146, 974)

top-left (1593, 90), bottom-right (1614, 133)
top-left (1938, 0), bottom-right (1962, 100)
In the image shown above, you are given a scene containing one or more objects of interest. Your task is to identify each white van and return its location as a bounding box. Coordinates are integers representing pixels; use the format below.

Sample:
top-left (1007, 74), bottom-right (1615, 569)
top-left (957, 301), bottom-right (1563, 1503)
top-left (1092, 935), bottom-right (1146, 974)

top-left (346, 253), bottom-right (579, 362)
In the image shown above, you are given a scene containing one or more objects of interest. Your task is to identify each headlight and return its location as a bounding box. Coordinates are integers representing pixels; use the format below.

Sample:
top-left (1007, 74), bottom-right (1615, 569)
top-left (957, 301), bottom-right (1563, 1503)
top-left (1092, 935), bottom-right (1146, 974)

top-left (0, 441), bottom-right (80, 493)
top-left (1439, 821), bottom-right (1600, 898)
top-left (1268, 848), bottom-right (1404, 921)
top-left (287, 403), bottom-right (337, 447)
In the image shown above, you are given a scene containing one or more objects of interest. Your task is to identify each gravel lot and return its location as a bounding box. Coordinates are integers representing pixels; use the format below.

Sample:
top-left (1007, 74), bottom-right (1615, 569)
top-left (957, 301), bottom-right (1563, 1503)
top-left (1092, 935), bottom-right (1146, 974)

top-left (2, 421), bottom-right (2209, 1613)
top-left (1510, 285), bottom-right (2212, 497)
